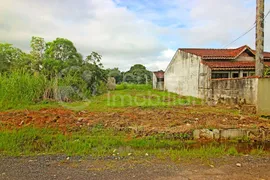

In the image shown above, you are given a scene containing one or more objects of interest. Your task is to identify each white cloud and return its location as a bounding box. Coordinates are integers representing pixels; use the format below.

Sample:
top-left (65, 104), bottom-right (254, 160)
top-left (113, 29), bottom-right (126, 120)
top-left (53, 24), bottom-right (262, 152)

top-left (0, 0), bottom-right (168, 71)
top-left (160, 49), bottom-right (175, 59)
top-left (177, 0), bottom-right (270, 50)
top-left (0, 0), bottom-right (269, 72)
top-left (145, 49), bottom-right (175, 71)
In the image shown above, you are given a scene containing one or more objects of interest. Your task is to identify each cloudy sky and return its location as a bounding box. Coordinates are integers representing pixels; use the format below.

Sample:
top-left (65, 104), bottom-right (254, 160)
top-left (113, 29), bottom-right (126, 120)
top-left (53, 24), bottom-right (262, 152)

top-left (1, 0), bottom-right (270, 71)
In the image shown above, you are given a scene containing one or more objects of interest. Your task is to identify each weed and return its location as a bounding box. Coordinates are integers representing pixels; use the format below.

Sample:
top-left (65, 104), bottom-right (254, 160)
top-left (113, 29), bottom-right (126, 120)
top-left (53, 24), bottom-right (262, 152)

top-left (250, 146), bottom-right (266, 156)
top-left (227, 146), bottom-right (239, 156)
top-left (0, 127), bottom-right (267, 159)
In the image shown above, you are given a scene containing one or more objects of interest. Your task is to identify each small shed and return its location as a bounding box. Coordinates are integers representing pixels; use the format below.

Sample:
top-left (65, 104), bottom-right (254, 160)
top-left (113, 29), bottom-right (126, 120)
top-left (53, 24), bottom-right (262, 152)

top-left (153, 70), bottom-right (164, 90)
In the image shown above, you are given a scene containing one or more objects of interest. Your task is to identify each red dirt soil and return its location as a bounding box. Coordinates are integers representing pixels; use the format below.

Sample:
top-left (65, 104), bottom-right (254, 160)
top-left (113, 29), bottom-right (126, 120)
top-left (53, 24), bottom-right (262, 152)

top-left (0, 106), bottom-right (269, 135)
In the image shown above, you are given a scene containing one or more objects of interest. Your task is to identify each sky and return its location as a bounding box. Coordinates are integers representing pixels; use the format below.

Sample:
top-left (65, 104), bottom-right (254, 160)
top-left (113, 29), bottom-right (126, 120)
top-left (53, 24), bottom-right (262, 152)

top-left (1, 0), bottom-right (270, 71)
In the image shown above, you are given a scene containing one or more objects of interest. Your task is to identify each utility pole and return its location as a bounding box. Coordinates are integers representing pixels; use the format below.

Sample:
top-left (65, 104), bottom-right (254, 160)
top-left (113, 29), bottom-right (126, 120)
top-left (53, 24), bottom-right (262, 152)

top-left (255, 0), bottom-right (265, 77)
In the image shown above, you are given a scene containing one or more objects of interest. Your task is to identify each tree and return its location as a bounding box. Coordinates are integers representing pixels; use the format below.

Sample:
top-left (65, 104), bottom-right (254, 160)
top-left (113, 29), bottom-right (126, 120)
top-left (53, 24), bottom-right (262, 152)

top-left (85, 52), bottom-right (103, 68)
top-left (123, 72), bottom-right (135, 83)
top-left (124, 64), bottom-right (152, 84)
top-left (45, 38), bottom-right (82, 66)
top-left (0, 43), bottom-right (26, 72)
top-left (83, 52), bottom-right (107, 94)
top-left (41, 58), bottom-right (64, 79)
top-left (42, 38), bottom-right (84, 78)
top-left (0, 37), bottom-right (109, 100)
top-left (107, 68), bottom-right (123, 84)
top-left (30, 36), bottom-right (45, 72)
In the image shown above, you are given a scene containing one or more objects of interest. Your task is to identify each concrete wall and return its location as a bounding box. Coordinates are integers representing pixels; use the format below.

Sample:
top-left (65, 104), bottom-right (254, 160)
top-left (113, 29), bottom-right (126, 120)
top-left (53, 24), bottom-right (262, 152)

top-left (153, 73), bottom-right (164, 90)
top-left (257, 78), bottom-right (270, 115)
top-left (164, 50), bottom-right (201, 97)
top-left (198, 64), bottom-right (212, 99)
top-left (156, 82), bottom-right (164, 90)
top-left (152, 72), bottom-right (157, 89)
top-left (210, 77), bottom-right (270, 115)
top-left (210, 78), bottom-right (258, 105)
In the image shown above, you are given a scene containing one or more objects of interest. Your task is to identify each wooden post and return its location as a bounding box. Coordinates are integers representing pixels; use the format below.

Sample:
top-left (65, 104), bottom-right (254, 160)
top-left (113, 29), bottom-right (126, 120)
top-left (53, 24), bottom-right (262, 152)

top-left (255, 0), bottom-right (265, 77)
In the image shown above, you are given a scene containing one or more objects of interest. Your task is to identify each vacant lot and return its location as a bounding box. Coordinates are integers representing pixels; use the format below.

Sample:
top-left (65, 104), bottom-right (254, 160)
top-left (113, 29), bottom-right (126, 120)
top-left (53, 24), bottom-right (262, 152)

top-left (0, 85), bottom-right (269, 156)
top-left (1, 85), bottom-right (269, 135)
top-left (0, 85), bottom-right (269, 179)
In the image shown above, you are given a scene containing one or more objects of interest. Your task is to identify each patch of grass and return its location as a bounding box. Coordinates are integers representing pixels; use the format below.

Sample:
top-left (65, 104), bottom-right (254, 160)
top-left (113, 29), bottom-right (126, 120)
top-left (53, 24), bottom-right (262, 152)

top-left (0, 127), bottom-right (126, 156)
top-left (227, 147), bottom-right (239, 156)
top-left (0, 127), bottom-right (267, 159)
top-left (3, 101), bottom-right (60, 112)
top-left (0, 80), bottom-right (205, 112)
top-left (61, 85), bottom-right (202, 111)
top-left (115, 83), bottom-right (152, 90)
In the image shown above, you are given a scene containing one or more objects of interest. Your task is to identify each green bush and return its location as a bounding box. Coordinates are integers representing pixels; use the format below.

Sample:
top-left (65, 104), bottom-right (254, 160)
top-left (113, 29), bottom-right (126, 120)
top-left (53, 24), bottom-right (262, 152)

top-left (96, 81), bottom-right (108, 95)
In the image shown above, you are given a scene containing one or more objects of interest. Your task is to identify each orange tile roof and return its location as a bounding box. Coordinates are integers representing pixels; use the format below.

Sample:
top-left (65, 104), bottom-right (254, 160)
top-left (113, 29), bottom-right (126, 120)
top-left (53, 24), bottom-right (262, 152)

top-left (179, 45), bottom-right (270, 60)
top-left (153, 70), bottom-right (164, 78)
top-left (202, 61), bottom-right (270, 70)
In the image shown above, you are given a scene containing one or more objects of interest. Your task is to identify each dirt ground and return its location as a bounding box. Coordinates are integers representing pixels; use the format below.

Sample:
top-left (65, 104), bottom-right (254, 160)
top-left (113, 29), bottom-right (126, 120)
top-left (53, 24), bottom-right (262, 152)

top-left (0, 106), bottom-right (270, 179)
top-left (0, 155), bottom-right (269, 180)
top-left (0, 106), bottom-right (269, 135)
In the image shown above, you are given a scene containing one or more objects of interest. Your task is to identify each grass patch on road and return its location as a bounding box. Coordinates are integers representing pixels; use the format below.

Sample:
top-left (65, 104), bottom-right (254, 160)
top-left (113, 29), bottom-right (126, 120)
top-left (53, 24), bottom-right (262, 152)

top-left (0, 127), bottom-right (267, 159)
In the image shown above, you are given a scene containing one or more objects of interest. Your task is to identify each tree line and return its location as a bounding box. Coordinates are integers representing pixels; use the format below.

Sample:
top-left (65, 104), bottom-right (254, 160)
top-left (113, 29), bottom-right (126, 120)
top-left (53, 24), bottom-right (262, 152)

top-left (0, 37), bottom-right (152, 104)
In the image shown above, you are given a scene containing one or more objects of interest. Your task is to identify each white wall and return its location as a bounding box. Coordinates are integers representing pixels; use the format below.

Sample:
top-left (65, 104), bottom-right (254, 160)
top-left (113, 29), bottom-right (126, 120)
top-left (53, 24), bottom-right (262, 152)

top-left (164, 50), bottom-right (201, 97)
top-left (152, 72), bottom-right (157, 89)
top-left (198, 64), bottom-right (212, 99)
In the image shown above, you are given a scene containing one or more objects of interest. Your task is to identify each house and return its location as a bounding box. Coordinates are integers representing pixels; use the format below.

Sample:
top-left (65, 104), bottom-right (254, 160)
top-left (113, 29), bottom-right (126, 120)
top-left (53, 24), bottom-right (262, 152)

top-left (164, 45), bottom-right (270, 98)
top-left (153, 70), bottom-right (164, 90)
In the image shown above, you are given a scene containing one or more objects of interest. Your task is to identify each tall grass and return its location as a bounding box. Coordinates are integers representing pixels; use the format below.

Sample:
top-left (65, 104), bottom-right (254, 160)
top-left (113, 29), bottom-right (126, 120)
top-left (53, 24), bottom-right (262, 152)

top-left (0, 72), bottom-right (47, 110)
top-left (0, 71), bottom-right (93, 110)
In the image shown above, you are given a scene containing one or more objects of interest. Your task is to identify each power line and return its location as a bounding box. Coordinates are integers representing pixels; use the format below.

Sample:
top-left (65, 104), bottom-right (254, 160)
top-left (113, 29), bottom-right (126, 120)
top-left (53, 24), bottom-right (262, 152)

top-left (265, 8), bottom-right (270, 21)
top-left (222, 9), bottom-right (270, 48)
top-left (222, 24), bottom-right (256, 48)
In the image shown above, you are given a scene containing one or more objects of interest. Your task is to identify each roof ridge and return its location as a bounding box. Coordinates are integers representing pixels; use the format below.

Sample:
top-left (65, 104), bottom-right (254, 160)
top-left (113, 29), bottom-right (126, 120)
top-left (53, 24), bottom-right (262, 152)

top-left (179, 45), bottom-right (250, 50)
top-left (179, 48), bottom-right (235, 50)
top-left (177, 45), bottom-right (270, 59)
